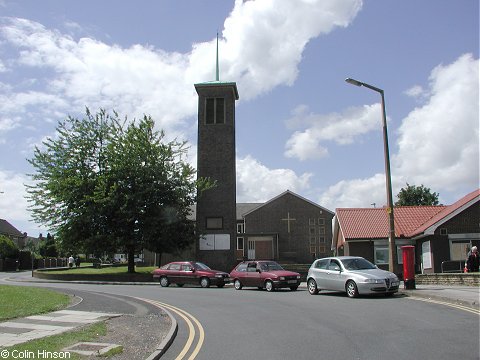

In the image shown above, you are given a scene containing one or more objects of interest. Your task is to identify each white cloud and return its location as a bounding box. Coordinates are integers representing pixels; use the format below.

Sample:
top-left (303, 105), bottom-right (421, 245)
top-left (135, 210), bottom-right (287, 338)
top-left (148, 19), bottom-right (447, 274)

top-left (319, 54), bottom-right (479, 210)
top-left (395, 53), bottom-right (479, 192)
top-left (404, 85), bottom-right (425, 98)
top-left (237, 155), bottom-right (312, 202)
top-left (222, 0), bottom-right (362, 100)
top-left (0, 0), bottom-right (362, 139)
top-left (319, 174), bottom-right (388, 209)
top-left (284, 103), bottom-right (382, 161)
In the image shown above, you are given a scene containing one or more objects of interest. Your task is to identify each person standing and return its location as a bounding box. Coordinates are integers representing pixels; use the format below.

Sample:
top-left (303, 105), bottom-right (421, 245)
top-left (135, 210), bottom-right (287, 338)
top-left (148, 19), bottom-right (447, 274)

top-left (68, 255), bottom-right (74, 268)
top-left (466, 246), bottom-right (479, 272)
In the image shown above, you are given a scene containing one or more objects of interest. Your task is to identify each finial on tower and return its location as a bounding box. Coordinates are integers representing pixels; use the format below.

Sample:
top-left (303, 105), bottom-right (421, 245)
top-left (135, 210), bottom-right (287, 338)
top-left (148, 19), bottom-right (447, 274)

top-left (216, 31), bottom-right (219, 81)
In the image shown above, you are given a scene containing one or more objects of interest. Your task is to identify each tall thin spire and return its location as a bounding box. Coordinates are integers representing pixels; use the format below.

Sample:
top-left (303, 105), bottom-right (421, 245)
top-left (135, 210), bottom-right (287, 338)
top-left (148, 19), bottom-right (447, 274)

top-left (216, 31), bottom-right (219, 81)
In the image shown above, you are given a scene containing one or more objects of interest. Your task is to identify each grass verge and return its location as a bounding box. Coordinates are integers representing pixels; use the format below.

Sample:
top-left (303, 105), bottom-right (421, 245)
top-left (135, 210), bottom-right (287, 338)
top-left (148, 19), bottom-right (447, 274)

top-left (0, 285), bottom-right (70, 321)
top-left (5, 321), bottom-right (110, 359)
top-left (40, 265), bottom-right (156, 275)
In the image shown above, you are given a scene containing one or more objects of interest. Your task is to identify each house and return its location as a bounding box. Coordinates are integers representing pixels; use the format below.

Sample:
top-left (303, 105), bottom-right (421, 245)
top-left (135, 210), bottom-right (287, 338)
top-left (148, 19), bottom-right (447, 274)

top-left (332, 189), bottom-right (479, 274)
top-left (0, 219), bottom-right (27, 248)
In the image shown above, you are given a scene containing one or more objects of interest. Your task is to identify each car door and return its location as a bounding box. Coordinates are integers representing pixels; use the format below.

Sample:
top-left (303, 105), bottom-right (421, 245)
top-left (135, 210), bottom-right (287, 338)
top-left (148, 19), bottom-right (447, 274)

top-left (244, 262), bottom-right (260, 287)
top-left (324, 259), bottom-right (343, 291)
top-left (180, 263), bottom-right (196, 285)
top-left (310, 259), bottom-right (329, 289)
top-left (167, 263), bottom-right (182, 284)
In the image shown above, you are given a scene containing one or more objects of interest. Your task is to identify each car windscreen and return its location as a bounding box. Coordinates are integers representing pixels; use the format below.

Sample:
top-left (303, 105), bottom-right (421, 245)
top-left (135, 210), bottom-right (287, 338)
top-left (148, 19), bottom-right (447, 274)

top-left (194, 262), bottom-right (211, 270)
top-left (341, 258), bottom-right (376, 270)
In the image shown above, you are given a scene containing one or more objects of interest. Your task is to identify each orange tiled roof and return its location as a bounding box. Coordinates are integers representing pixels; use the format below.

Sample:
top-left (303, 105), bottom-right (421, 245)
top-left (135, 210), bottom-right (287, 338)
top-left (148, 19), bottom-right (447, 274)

top-left (336, 189), bottom-right (479, 240)
top-left (336, 206), bottom-right (446, 239)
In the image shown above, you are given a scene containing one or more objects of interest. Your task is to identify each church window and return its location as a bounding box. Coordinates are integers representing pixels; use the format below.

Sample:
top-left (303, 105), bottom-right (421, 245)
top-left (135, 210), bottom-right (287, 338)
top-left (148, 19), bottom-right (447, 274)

top-left (206, 217), bottom-right (223, 229)
top-left (205, 97), bottom-right (225, 124)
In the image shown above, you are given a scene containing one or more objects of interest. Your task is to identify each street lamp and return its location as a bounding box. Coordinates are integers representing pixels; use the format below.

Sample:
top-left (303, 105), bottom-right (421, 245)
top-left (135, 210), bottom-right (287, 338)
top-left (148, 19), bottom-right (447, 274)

top-left (345, 77), bottom-right (397, 274)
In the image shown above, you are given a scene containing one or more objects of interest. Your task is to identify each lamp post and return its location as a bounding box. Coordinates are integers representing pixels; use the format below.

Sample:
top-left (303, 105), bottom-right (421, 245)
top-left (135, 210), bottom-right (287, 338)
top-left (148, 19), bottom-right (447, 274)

top-left (345, 77), bottom-right (397, 274)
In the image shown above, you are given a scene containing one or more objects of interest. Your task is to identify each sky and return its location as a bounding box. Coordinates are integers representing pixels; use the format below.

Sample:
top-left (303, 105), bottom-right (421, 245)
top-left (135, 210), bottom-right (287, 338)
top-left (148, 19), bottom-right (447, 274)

top-left (0, 0), bottom-right (478, 237)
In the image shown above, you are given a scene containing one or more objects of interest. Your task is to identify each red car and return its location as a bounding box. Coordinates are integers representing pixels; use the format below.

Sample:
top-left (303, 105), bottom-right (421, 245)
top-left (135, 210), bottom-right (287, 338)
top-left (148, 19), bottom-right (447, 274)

top-left (152, 261), bottom-right (231, 288)
top-left (230, 260), bottom-right (301, 292)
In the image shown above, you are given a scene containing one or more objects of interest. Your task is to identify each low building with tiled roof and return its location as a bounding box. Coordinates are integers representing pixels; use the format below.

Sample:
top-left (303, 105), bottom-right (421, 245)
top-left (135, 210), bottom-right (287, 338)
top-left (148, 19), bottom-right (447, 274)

top-left (332, 189), bottom-right (479, 274)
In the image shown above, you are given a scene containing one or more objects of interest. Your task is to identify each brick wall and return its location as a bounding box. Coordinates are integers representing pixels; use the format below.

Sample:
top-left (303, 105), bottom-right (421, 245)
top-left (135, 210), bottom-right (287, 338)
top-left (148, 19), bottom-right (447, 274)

top-left (415, 273), bottom-right (479, 286)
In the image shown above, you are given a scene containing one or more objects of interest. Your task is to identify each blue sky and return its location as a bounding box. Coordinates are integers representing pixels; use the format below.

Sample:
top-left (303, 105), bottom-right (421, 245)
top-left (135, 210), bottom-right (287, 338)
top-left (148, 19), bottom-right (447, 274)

top-left (0, 0), bottom-right (478, 237)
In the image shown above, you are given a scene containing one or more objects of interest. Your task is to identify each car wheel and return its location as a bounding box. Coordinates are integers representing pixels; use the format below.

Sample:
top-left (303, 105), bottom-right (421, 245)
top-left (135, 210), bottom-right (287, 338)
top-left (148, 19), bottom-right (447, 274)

top-left (265, 280), bottom-right (274, 292)
top-left (346, 280), bottom-right (359, 298)
top-left (307, 278), bottom-right (318, 295)
top-left (234, 279), bottom-right (242, 290)
top-left (176, 283), bottom-right (184, 287)
top-left (200, 277), bottom-right (210, 288)
top-left (159, 276), bottom-right (169, 287)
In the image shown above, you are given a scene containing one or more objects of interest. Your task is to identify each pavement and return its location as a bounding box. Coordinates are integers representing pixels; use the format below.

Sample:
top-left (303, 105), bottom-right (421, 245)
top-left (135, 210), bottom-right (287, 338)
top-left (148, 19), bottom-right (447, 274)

top-left (1, 277), bottom-right (479, 359)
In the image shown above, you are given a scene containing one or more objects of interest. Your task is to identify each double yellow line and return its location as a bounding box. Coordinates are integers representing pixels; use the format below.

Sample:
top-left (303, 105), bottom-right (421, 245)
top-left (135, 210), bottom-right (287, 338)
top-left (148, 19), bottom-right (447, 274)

top-left (408, 296), bottom-right (480, 315)
top-left (140, 298), bottom-right (205, 360)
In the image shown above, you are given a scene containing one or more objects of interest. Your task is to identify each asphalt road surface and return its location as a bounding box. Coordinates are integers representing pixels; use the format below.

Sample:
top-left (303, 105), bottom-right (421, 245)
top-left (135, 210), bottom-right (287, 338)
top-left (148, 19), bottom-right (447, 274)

top-left (3, 272), bottom-right (479, 360)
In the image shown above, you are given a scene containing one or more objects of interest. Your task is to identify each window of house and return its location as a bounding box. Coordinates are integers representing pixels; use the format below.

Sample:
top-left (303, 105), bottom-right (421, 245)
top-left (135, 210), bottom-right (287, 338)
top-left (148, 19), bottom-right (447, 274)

top-left (310, 246), bottom-right (317, 258)
top-left (309, 237), bottom-right (316, 245)
top-left (309, 218), bottom-right (315, 226)
top-left (309, 227), bottom-right (316, 235)
top-left (206, 217), bottom-right (223, 229)
top-left (319, 236), bottom-right (325, 244)
top-left (318, 218), bottom-right (325, 225)
top-left (205, 98), bottom-right (225, 124)
top-left (374, 246), bottom-right (389, 265)
top-left (450, 240), bottom-right (471, 261)
top-left (440, 228), bottom-right (448, 235)
top-left (237, 237), bottom-right (244, 251)
top-left (237, 223), bottom-right (244, 233)
top-left (319, 227), bottom-right (325, 235)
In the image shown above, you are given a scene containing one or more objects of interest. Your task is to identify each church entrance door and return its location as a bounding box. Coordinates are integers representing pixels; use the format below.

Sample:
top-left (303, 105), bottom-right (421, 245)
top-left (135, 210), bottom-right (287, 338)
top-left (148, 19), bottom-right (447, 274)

top-left (247, 236), bottom-right (274, 260)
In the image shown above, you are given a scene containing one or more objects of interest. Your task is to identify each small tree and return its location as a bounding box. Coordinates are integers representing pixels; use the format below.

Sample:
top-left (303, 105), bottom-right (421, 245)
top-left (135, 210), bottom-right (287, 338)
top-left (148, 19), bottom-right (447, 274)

top-left (395, 183), bottom-right (440, 206)
top-left (0, 235), bottom-right (19, 259)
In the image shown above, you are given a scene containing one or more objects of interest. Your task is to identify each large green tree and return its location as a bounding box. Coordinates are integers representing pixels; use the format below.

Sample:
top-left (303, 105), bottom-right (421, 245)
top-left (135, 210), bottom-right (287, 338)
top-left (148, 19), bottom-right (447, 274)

top-left (395, 183), bottom-right (440, 206)
top-left (26, 108), bottom-right (212, 273)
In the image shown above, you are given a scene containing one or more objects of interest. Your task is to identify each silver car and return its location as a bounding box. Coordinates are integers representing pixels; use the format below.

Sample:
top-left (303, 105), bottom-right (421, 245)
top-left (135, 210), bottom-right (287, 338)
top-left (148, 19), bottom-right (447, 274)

top-left (307, 256), bottom-right (399, 298)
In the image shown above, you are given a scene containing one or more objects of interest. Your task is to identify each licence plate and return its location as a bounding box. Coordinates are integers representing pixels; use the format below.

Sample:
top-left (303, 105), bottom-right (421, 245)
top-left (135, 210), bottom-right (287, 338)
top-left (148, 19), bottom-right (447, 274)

top-left (287, 280), bottom-right (297, 284)
top-left (391, 281), bottom-right (399, 286)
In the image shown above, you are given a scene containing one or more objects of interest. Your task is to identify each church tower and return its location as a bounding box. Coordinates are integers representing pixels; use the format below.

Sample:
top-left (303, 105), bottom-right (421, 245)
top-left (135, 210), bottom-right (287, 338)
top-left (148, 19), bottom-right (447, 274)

top-left (194, 36), bottom-right (239, 271)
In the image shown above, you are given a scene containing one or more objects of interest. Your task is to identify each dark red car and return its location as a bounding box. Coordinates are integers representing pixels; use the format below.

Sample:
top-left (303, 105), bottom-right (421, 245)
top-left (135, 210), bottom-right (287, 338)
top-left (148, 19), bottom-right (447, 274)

top-left (230, 260), bottom-right (301, 292)
top-left (152, 261), bottom-right (230, 288)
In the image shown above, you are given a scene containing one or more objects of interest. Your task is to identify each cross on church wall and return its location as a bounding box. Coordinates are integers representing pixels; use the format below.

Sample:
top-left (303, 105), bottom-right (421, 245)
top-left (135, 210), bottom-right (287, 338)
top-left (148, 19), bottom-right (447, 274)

top-left (281, 212), bottom-right (296, 233)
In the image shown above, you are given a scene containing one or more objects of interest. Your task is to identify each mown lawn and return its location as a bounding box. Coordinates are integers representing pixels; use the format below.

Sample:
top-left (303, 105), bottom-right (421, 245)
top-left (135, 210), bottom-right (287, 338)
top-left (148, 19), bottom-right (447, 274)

top-left (41, 265), bottom-right (156, 275)
top-left (0, 285), bottom-right (70, 321)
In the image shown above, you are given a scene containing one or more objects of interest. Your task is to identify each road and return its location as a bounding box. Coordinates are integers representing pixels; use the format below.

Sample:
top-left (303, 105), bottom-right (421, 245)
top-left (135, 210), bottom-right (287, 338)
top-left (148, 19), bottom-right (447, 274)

top-left (2, 271), bottom-right (479, 360)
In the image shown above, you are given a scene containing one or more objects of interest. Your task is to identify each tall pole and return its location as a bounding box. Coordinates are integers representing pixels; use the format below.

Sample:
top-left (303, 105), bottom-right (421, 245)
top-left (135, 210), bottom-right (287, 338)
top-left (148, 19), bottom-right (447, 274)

top-left (345, 78), bottom-right (397, 274)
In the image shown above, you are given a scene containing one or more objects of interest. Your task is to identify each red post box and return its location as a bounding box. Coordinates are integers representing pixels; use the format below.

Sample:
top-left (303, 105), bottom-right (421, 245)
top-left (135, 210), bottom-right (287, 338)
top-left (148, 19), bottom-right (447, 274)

top-left (402, 245), bottom-right (415, 289)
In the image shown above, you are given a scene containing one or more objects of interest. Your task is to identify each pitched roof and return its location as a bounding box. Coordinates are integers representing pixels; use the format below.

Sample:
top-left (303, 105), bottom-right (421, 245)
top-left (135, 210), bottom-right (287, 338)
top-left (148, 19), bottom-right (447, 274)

top-left (335, 188), bottom-right (479, 240)
top-left (0, 219), bottom-right (24, 237)
top-left (406, 188), bottom-right (479, 237)
top-left (336, 206), bottom-right (446, 239)
top-left (242, 190), bottom-right (334, 217)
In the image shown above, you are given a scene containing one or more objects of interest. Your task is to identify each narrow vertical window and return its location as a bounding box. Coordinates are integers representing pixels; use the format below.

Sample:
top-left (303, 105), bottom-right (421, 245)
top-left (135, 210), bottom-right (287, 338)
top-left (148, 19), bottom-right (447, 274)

top-left (205, 97), bottom-right (225, 124)
top-left (206, 98), bottom-right (215, 124)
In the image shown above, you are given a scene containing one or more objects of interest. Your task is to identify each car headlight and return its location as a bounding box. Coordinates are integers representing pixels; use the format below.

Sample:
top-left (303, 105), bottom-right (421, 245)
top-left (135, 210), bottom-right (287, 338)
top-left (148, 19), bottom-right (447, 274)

top-left (279, 276), bottom-right (285, 280)
top-left (364, 279), bottom-right (384, 284)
